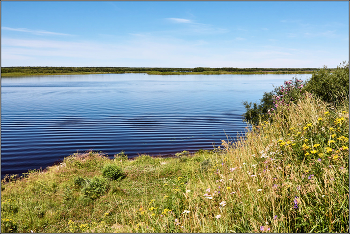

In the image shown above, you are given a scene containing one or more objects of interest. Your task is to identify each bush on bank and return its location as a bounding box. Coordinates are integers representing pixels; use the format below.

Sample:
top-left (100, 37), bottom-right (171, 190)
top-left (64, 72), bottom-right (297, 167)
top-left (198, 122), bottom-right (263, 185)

top-left (243, 61), bottom-right (349, 125)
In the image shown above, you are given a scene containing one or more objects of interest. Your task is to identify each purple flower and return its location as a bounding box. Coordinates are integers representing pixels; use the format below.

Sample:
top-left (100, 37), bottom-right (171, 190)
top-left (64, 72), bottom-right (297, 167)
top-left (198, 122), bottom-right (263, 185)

top-left (317, 158), bottom-right (321, 162)
top-left (308, 175), bottom-right (314, 179)
top-left (260, 226), bottom-right (264, 231)
top-left (274, 215), bottom-right (278, 220)
top-left (294, 196), bottom-right (299, 209)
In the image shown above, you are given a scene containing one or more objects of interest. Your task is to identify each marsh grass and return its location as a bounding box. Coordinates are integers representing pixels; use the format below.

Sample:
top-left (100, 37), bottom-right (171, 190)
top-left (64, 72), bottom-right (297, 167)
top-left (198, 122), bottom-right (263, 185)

top-left (1, 95), bottom-right (348, 233)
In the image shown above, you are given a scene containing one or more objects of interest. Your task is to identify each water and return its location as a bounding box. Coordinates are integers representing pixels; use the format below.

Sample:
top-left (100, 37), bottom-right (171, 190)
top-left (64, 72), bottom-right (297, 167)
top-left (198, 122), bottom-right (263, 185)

top-left (1, 73), bottom-right (311, 177)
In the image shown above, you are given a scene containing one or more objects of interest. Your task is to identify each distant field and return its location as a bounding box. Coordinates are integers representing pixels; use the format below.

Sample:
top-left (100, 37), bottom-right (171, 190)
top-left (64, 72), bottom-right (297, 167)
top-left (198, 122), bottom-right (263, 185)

top-left (1, 67), bottom-right (317, 77)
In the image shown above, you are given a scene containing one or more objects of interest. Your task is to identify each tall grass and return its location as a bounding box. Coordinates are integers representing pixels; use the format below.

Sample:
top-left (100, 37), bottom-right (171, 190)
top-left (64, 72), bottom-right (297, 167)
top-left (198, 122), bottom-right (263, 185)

top-left (1, 94), bottom-right (348, 233)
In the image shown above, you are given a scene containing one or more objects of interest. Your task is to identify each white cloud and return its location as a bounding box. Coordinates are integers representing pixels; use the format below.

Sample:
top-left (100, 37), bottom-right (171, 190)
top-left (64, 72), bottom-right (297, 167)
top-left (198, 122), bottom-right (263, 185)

top-left (2, 27), bottom-right (73, 36)
top-left (235, 37), bottom-right (245, 41)
top-left (167, 18), bottom-right (192, 23)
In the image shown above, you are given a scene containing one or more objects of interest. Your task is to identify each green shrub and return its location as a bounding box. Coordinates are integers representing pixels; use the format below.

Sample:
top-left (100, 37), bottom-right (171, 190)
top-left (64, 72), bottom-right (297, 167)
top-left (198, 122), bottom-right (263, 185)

top-left (73, 176), bottom-right (86, 188)
top-left (102, 164), bottom-right (125, 181)
top-left (243, 78), bottom-right (305, 125)
top-left (305, 62), bottom-right (349, 105)
top-left (81, 176), bottom-right (109, 200)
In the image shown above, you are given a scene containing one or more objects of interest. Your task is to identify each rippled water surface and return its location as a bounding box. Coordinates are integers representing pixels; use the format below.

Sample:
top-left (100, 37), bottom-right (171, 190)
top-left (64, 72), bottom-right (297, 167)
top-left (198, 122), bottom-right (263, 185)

top-left (1, 73), bottom-right (311, 176)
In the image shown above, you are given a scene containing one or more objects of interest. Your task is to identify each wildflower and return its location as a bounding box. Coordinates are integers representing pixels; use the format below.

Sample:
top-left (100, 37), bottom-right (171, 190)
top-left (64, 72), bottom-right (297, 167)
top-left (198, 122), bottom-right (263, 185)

top-left (342, 146), bottom-right (349, 150)
top-left (294, 196), bottom-right (299, 209)
top-left (206, 188), bottom-right (211, 192)
top-left (273, 184), bottom-right (278, 189)
top-left (226, 186), bottom-right (231, 190)
top-left (332, 155), bottom-right (339, 160)
top-left (257, 189), bottom-right (262, 192)
top-left (313, 144), bottom-right (320, 148)
top-left (182, 210), bottom-right (190, 214)
top-left (329, 127), bottom-right (334, 131)
top-left (163, 195), bottom-right (169, 199)
top-left (328, 140), bottom-right (335, 144)
top-left (317, 158), bottom-right (322, 162)
top-left (318, 117), bottom-right (322, 121)
top-left (206, 196), bottom-right (213, 199)
top-left (219, 201), bottom-right (227, 207)
top-left (326, 147), bottom-right (333, 153)
top-left (186, 190), bottom-right (191, 193)
top-left (174, 219), bottom-right (180, 225)
top-left (230, 192), bottom-right (236, 194)
top-left (310, 150), bottom-right (317, 154)
top-left (305, 152), bottom-right (310, 156)
top-left (274, 215), bottom-right (278, 220)
top-left (331, 134), bottom-right (336, 138)
top-left (215, 214), bottom-right (221, 219)
top-left (308, 175), bottom-right (314, 179)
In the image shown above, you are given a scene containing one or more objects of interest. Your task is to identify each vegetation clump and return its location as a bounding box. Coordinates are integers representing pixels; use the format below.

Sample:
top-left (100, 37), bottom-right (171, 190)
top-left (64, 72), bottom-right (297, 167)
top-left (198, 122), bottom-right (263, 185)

top-left (102, 164), bottom-right (125, 181)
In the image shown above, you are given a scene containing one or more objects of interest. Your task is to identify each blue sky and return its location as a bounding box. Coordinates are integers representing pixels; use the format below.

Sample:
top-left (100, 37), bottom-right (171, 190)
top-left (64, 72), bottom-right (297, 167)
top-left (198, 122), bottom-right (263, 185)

top-left (1, 1), bottom-right (349, 68)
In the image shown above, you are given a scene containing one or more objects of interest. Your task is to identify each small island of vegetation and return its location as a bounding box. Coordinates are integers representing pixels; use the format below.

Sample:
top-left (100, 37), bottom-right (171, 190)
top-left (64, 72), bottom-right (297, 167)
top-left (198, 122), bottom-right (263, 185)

top-left (1, 62), bottom-right (348, 233)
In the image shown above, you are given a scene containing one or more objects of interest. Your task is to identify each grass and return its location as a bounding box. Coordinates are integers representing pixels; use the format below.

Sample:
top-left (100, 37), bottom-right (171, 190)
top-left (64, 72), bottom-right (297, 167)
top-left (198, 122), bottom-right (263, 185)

top-left (1, 94), bottom-right (348, 233)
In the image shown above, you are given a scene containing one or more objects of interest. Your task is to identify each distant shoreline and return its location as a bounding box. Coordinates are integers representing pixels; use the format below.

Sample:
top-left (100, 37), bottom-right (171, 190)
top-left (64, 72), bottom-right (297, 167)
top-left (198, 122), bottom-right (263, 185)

top-left (1, 67), bottom-right (318, 77)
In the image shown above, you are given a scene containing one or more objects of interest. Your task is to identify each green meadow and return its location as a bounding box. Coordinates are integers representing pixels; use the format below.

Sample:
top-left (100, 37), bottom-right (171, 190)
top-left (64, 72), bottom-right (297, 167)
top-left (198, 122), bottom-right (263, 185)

top-left (1, 63), bottom-right (348, 233)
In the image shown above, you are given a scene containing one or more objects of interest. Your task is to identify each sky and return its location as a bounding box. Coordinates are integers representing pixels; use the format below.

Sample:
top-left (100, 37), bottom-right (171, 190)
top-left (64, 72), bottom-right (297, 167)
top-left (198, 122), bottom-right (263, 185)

top-left (1, 1), bottom-right (349, 68)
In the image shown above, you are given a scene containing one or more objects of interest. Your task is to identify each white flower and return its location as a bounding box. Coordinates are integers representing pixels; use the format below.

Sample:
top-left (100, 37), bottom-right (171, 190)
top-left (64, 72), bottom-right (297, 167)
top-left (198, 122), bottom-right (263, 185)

top-left (251, 175), bottom-right (256, 177)
top-left (219, 201), bottom-right (226, 206)
top-left (257, 189), bottom-right (262, 192)
top-left (206, 196), bottom-right (213, 199)
top-left (186, 190), bottom-right (191, 193)
top-left (230, 192), bottom-right (236, 194)
top-left (230, 167), bottom-right (237, 172)
top-left (243, 162), bottom-right (246, 165)
top-left (252, 164), bottom-right (257, 167)
top-left (215, 215), bottom-right (221, 219)
top-left (182, 210), bottom-right (190, 214)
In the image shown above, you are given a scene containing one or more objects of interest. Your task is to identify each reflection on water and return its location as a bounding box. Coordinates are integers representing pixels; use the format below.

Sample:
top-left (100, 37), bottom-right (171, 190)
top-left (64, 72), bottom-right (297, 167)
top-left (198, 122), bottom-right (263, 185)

top-left (1, 73), bottom-right (312, 176)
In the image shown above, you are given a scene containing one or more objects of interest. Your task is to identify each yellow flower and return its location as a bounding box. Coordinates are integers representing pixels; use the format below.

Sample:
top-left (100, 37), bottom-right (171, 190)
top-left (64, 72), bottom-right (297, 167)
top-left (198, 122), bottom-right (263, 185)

top-left (304, 139), bottom-right (308, 142)
top-left (332, 155), bottom-right (339, 160)
top-left (318, 117), bottom-right (322, 121)
top-left (329, 127), bottom-right (334, 131)
top-left (331, 134), bottom-right (336, 138)
top-left (286, 141), bottom-right (292, 145)
top-left (279, 142), bottom-right (286, 146)
top-left (163, 195), bottom-right (169, 199)
top-left (289, 127), bottom-right (295, 131)
top-left (318, 153), bottom-right (324, 157)
top-left (305, 152), bottom-right (310, 156)
top-left (296, 132), bottom-right (301, 135)
top-left (325, 111), bottom-right (329, 115)
top-left (226, 186), bottom-right (231, 190)
top-left (328, 140), bottom-right (335, 144)
top-left (313, 144), bottom-right (320, 148)
top-left (325, 147), bottom-right (333, 153)
top-left (310, 150), bottom-right (317, 154)
top-left (342, 146), bottom-right (349, 150)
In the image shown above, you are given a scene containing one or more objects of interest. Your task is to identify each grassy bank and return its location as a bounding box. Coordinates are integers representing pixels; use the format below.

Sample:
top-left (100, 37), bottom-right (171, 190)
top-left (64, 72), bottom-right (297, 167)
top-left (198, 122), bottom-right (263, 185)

top-left (1, 67), bottom-right (316, 77)
top-left (1, 93), bottom-right (348, 233)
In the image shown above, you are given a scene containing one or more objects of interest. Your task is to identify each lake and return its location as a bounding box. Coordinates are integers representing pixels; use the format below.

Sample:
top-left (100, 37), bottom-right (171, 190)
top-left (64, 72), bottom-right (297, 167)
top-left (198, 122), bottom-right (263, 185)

top-left (1, 73), bottom-right (312, 177)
